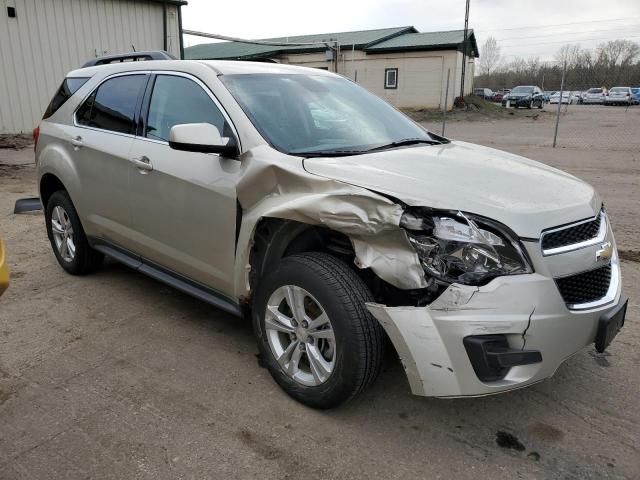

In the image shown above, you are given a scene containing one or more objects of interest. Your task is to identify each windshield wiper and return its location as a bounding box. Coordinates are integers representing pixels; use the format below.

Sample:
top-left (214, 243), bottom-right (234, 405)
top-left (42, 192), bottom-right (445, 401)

top-left (365, 138), bottom-right (443, 152)
top-left (299, 149), bottom-right (369, 158)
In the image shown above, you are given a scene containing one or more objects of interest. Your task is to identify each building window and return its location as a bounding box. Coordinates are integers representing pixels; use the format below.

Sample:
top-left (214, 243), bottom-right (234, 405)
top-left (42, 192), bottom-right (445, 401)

top-left (384, 68), bottom-right (398, 89)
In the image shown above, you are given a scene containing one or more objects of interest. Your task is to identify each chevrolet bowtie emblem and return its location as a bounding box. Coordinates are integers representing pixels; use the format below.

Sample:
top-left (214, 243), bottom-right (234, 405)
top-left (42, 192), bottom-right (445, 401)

top-left (596, 241), bottom-right (613, 262)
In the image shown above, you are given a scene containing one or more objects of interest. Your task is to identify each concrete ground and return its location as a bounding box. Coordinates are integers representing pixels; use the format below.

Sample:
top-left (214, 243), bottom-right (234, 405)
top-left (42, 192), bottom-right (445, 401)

top-left (0, 108), bottom-right (638, 479)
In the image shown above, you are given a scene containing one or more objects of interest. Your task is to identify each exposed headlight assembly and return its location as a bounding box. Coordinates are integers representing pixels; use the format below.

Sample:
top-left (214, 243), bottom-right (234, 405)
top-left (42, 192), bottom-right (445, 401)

top-left (401, 209), bottom-right (532, 286)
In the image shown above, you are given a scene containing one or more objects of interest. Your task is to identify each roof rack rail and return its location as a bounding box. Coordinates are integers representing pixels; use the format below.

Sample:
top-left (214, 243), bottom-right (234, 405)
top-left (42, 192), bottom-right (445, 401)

top-left (82, 50), bottom-right (177, 68)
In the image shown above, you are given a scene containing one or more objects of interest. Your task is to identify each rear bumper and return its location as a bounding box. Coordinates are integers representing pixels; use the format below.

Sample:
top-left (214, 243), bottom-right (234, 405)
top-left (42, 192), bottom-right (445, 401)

top-left (605, 98), bottom-right (632, 105)
top-left (367, 257), bottom-right (624, 398)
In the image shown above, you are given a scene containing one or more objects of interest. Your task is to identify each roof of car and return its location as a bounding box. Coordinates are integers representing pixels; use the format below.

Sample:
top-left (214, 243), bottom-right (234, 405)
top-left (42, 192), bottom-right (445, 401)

top-left (67, 59), bottom-right (337, 78)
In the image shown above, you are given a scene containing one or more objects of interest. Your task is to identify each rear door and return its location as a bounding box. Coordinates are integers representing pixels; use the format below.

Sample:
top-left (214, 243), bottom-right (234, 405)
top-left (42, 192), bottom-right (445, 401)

top-left (72, 73), bottom-right (148, 247)
top-left (127, 72), bottom-right (241, 295)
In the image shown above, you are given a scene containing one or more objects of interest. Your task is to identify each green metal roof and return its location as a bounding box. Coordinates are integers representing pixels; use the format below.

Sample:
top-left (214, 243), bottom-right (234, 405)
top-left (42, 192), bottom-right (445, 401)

top-left (365, 29), bottom-right (479, 57)
top-left (185, 26), bottom-right (417, 60)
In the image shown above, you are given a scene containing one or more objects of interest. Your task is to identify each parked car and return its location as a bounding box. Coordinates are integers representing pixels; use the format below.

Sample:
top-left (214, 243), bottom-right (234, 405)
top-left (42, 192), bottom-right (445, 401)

top-left (492, 89), bottom-right (510, 102)
top-left (542, 91), bottom-right (553, 102)
top-left (631, 87), bottom-right (640, 105)
top-left (0, 236), bottom-right (8, 296)
top-left (36, 55), bottom-right (626, 408)
top-left (502, 85), bottom-right (544, 108)
top-left (605, 87), bottom-right (634, 106)
top-left (583, 88), bottom-right (606, 105)
top-left (549, 91), bottom-right (578, 105)
top-left (473, 87), bottom-right (494, 100)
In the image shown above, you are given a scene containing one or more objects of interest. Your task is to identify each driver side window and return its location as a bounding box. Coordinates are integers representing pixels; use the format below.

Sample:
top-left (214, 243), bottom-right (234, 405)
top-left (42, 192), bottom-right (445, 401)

top-left (146, 75), bottom-right (229, 142)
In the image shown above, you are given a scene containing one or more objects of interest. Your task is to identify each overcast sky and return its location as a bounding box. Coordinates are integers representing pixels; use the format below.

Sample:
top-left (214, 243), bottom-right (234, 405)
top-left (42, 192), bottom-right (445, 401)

top-left (182, 0), bottom-right (640, 61)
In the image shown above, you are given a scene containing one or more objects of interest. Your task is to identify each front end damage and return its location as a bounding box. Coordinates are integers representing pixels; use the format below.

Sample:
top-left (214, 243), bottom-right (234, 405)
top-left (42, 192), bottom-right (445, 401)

top-left (233, 148), bottom-right (625, 398)
top-left (367, 248), bottom-right (623, 398)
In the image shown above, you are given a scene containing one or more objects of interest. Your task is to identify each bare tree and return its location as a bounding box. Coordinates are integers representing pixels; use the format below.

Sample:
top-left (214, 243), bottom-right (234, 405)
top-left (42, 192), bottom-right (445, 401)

top-left (479, 36), bottom-right (501, 76)
top-left (555, 44), bottom-right (583, 68)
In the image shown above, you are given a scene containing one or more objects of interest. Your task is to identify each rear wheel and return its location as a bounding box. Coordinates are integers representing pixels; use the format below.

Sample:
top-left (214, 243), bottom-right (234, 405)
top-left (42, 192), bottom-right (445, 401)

top-left (45, 191), bottom-right (103, 275)
top-left (253, 252), bottom-right (384, 409)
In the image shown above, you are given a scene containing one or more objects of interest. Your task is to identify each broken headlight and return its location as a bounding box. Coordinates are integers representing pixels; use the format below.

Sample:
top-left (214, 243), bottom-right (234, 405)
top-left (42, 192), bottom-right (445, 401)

top-left (401, 209), bottom-right (532, 285)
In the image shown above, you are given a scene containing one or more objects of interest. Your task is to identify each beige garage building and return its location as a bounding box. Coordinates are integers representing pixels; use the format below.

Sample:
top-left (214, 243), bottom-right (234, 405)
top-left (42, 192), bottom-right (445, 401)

top-left (0, 0), bottom-right (187, 134)
top-left (185, 26), bottom-right (479, 110)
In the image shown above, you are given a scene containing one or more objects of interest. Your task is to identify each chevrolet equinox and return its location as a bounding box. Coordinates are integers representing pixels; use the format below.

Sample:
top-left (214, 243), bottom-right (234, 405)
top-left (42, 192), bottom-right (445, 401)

top-left (35, 56), bottom-right (627, 408)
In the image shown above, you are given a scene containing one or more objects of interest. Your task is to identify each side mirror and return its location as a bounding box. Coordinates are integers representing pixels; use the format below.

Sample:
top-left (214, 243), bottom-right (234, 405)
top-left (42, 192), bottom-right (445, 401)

top-left (168, 123), bottom-right (239, 157)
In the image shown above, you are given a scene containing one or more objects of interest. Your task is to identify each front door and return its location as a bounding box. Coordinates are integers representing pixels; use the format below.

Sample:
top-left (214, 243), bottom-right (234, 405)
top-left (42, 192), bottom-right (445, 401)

top-left (127, 73), bottom-right (241, 295)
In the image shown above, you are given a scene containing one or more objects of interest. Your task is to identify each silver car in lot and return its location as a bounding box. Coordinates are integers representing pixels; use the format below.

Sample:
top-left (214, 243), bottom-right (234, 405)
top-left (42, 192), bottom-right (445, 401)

top-left (583, 88), bottom-right (606, 104)
top-left (605, 87), bottom-right (634, 106)
top-left (35, 56), bottom-right (627, 408)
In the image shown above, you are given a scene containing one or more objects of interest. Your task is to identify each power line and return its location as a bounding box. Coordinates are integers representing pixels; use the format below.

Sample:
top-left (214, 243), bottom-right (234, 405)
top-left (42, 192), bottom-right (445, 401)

top-left (500, 35), bottom-right (640, 49)
top-left (494, 26), bottom-right (640, 42)
top-left (475, 16), bottom-right (640, 33)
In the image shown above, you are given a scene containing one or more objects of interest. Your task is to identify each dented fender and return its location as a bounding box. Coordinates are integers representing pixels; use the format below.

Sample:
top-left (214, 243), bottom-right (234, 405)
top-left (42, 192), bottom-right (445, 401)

top-left (233, 148), bottom-right (426, 297)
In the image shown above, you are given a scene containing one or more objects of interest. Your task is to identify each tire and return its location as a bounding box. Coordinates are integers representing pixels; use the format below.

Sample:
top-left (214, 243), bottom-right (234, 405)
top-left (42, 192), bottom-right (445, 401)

top-left (537, 100), bottom-right (543, 109)
top-left (252, 252), bottom-right (384, 409)
top-left (45, 190), bottom-right (103, 275)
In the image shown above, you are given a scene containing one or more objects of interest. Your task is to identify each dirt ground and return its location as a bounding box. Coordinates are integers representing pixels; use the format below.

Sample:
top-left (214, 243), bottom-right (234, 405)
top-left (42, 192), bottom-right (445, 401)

top-left (0, 107), bottom-right (639, 479)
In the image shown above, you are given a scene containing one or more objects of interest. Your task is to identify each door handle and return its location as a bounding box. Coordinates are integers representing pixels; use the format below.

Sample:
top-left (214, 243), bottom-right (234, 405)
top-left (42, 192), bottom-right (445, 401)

top-left (132, 156), bottom-right (153, 172)
top-left (70, 136), bottom-right (83, 148)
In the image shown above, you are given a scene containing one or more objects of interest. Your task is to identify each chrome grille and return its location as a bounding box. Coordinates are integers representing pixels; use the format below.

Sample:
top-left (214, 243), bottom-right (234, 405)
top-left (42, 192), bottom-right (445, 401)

top-left (541, 210), bottom-right (606, 255)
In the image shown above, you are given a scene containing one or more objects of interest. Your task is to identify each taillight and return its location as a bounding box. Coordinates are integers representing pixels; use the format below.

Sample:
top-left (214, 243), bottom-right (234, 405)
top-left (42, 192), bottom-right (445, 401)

top-left (33, 126), bottom-right (39, 150)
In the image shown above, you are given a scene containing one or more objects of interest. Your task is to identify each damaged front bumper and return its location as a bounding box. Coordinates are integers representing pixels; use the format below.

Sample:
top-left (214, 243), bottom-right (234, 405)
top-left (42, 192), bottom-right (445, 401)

top-left (367, 258), bottom-right (624, 398)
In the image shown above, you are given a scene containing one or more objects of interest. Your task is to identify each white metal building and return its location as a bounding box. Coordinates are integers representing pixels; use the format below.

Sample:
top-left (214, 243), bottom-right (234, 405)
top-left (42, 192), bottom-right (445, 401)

top-left (0, 0), bottom-right (186, 134)
top-left (185, 27), bottom-right (479, 111)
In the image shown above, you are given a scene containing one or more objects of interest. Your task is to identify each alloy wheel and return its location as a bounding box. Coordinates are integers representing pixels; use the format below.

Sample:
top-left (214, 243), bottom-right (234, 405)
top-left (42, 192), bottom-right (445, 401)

top-left (264, 285), bottom-right (336, 386)
top-left (50, 205), bottom-right (76, 262)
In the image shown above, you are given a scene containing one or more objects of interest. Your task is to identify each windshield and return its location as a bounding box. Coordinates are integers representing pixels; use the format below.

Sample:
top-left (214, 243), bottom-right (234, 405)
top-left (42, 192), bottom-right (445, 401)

top-left (587, 88), bottom-right (603, 94)
top-left (610, 87), bottom-right (628, 93)
top-left (220, 73), bottom-right (435, 155)
top-left (511, 86), bottom-right (534, 94)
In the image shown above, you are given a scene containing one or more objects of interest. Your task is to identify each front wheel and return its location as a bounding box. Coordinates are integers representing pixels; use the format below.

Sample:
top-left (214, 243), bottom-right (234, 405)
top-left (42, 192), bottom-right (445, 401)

top-left (253, 252), bottom-right (384, 409)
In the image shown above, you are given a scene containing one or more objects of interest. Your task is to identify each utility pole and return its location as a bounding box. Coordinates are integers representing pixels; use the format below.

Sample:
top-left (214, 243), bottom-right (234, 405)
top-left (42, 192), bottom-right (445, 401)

top-left (459, 0), bottom-right (471, 101)
top-left (553, 60), bottom-right (567, 148)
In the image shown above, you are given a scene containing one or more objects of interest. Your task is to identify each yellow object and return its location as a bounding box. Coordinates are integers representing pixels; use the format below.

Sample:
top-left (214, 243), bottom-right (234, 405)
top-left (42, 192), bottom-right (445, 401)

top-left (0, 236), bottom-right (9, 296)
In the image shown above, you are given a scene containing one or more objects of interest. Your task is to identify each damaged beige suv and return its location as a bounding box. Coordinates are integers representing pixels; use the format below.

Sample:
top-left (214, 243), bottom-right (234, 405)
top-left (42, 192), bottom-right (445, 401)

top-left (36, 54), bottom-right (627, 408)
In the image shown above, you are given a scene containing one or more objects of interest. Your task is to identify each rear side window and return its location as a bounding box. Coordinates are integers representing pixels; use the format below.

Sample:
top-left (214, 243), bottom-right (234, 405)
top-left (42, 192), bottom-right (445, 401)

top-left (76, 74), bottom-right (146, 135)
top-left (42, 77), bottom-right (90, 119)
top-left (145, 75), bottom-right (229, 142)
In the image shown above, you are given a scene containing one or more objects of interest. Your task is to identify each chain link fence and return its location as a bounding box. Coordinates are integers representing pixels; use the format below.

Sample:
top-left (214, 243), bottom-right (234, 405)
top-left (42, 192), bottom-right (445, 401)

top-left (547, 82), bottom-right (639, 149)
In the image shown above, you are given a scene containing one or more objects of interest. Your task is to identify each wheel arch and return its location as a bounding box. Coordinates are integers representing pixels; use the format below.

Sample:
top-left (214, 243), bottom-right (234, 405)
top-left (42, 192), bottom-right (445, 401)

top-left (249, 218), bottom-right (355, 293)
top-left (40, 173), bottom-right (68, 209)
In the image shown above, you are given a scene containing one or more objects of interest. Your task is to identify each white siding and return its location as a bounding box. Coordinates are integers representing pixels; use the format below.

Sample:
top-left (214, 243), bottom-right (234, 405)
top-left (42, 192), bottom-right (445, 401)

top-left (282, 49), bottom-right (465, 110)
top-left (0, 0), bottom-right (180, 133)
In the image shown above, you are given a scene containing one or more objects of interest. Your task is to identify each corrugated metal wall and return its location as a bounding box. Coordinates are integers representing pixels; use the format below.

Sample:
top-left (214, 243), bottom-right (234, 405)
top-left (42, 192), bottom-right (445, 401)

top-left (0, 0), bottom-right (180, 133)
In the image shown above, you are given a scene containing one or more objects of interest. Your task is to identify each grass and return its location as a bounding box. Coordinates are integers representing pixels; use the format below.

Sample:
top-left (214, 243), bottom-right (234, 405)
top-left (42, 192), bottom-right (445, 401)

top-left (403, 95), bottom-right (552, 123)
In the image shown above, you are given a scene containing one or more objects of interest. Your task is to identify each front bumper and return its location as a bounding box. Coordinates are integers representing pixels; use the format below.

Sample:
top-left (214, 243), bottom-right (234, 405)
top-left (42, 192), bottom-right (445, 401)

top-left (367, 239), bottom-right (624, 398)
top-left (502, 97), bottom-right (530, 107)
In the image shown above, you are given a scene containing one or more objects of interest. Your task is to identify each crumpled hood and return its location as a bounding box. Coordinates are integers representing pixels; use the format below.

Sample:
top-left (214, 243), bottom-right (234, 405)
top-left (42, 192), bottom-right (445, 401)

top-left (303, 141), bottom-right (600, 239)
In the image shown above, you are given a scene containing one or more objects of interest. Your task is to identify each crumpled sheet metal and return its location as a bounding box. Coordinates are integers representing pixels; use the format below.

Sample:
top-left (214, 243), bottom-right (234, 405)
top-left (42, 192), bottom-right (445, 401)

top-left (351, 230), bottom-right (428, 290)
top-left (233, 150), bottom-right (425, 296)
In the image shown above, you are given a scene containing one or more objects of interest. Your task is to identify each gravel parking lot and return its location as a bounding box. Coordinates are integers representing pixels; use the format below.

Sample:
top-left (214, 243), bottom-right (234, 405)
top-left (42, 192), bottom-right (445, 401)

top-left (0, 107), bottom-right (638, 479)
